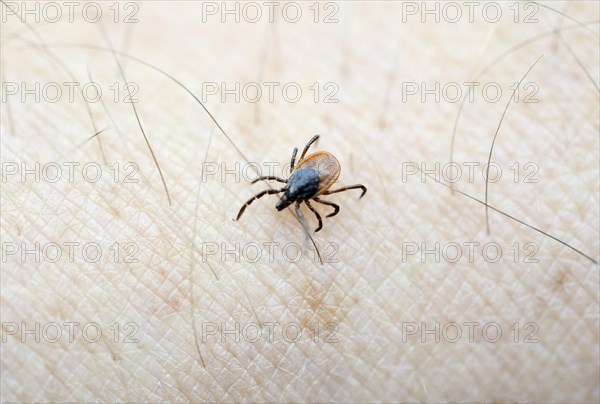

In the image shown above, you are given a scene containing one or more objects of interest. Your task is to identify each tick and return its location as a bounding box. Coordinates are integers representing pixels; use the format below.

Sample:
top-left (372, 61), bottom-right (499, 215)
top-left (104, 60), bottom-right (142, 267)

top-left (235, 135), bottom-right (367, 233)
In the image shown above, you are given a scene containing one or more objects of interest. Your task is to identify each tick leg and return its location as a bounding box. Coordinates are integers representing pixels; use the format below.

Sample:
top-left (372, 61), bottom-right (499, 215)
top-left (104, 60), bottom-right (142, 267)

top-left (236, 188), bottom-right (284, 221)
top-left (251, 176), bottom-right (287, 184)
top-left (313, 198), bottom-right (340, 218)
top-left (300, 134), bottom-right (320, 161)
top-left (322, 184), bottom-right (367, 198)
top-left (290, 147), bottom-right (298, 172)
top-left (305, 200), bottom-right (323, 233)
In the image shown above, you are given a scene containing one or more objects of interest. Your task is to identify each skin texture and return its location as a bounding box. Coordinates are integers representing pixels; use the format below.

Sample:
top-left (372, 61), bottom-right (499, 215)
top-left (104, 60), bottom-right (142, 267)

top-left (1, 1), bottom-right (598, 402)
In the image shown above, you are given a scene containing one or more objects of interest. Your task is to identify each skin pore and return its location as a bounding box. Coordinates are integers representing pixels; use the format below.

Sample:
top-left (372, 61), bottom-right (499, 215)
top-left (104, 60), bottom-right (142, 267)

top-left (1, 1), bottom-right (598, 401)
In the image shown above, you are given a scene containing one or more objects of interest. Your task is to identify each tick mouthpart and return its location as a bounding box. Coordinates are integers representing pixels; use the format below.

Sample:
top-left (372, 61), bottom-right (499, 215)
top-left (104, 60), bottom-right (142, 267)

top-left (276, 195), bottom-right (293, 211)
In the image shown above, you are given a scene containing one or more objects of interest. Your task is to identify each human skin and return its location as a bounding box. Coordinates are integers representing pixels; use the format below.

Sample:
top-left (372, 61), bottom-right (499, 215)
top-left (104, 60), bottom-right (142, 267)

top-left (1, 1), bottom-right (598, 402)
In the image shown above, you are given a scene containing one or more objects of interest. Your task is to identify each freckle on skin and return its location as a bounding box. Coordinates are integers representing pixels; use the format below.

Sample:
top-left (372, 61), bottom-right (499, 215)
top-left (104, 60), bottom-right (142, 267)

top-left (110, 206), bottom-right (121, 218)
top-left (300, 279), bottom-right (350, 328)
top-left (552, 268), bottom-right (570, 290)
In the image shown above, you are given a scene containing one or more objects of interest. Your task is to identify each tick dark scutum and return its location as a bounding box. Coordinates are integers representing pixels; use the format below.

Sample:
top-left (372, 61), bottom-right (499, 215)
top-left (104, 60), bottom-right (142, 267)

top-left (235, 135), bottom-right (367, 233)
top-left (276, 151), bottom-right (341, 211)
top-left (275, 168), bottom-right (320, 211)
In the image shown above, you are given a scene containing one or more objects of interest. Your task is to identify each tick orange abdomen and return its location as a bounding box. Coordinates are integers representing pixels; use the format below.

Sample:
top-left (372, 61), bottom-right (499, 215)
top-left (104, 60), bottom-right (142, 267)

top-left (296, 151), bottom-right (341, 194)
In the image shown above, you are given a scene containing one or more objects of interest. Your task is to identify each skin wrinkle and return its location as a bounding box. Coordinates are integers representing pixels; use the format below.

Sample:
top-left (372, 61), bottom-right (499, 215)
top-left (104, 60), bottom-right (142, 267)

top-left (1, 1), bottom-right (599, 402)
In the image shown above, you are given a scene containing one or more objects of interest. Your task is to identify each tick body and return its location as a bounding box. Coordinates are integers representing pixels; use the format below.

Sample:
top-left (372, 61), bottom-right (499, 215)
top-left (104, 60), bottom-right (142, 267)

top-left (235, 135), bottom-right (367, 233)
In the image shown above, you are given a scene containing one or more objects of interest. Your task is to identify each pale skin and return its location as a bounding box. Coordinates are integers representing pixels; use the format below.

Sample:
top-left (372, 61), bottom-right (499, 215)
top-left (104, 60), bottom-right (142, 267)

top-left (1, 1), bottom-right (598, 402)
